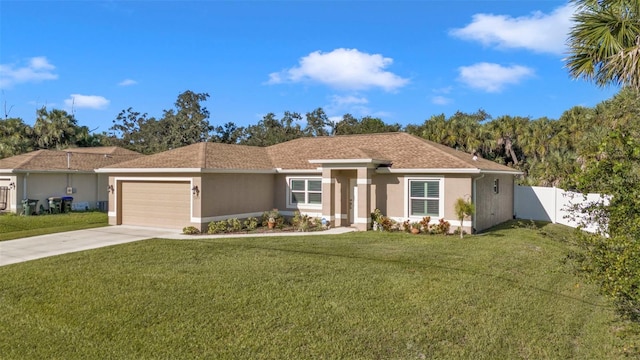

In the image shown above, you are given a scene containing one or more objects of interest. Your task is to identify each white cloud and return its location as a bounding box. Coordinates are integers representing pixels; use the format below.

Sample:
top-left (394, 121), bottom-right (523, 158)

top-left (0, 56), bottom-right (58, 88)
top-left (432, 96), bottom-right (453, 105)
top-left (267, 48), bottom-right (409, 91)
top-left (450, 4), bottom-right (574, 54)
top-left (458, 63), bottom-right (534, 92)
top-left (330, 95), bottom-right (369, 106)
top-left (64, 94), bottom-right (110, 109)
top-left (118, 79), bottom-right (138, 86)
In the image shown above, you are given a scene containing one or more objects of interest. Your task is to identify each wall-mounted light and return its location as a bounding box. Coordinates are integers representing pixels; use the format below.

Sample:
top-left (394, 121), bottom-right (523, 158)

top-left (107, 184), bottom-right (115, 194)
top-left (192, 185), bottom-right (200, 196)
top-left (8, 182), bottom-right (15, 190)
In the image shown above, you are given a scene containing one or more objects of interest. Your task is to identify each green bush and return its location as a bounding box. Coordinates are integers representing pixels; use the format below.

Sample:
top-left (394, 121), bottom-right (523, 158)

top-left (243, 217), bottom-right (258, 231)
top-left (207, 220), bottom-right (228, 234)
top-left (227, 218), bottom-right (242, 232)
top-left (182, 226), bottom-right (200, 235)
top-left (431, 219), bottom-right (451, 235)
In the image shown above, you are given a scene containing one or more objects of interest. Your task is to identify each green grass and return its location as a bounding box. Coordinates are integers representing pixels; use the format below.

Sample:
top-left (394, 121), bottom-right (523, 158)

top-left (0, 211), bottom-right (108, 241)
top-left (1, 223), bottom-right (638, 359)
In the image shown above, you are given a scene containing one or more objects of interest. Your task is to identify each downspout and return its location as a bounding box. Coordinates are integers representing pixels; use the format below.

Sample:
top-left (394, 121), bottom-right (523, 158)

top-left (23, 173), bottom-right (29, 200)
top-left (472, 174), bottom-right (485, 233)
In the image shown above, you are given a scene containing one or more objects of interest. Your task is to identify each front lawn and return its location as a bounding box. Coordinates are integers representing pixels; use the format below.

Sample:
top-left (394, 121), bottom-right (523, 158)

top-left (1, 223), bottom-right (637, 358)
top-left (0, 212), bottom-right (108, 241)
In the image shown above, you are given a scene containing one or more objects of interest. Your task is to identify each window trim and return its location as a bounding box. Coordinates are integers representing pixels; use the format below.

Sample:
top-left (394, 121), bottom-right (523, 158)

top-left (404, 177), bottom-right (444, 219)
top-left (286, 176), bottom-right (322, 209)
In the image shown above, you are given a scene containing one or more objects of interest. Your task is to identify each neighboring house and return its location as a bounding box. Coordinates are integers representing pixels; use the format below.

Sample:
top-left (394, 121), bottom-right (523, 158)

top-left (98, 133), bottom-right (521, 233)
top-left (0, 147), bottom-right (143, 214)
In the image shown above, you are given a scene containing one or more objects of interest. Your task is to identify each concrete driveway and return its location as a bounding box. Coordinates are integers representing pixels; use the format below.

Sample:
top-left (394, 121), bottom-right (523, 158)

top-left (0, 226), bottom-right (183, 266)
top-left (0, 225), bottom-right (356, 266)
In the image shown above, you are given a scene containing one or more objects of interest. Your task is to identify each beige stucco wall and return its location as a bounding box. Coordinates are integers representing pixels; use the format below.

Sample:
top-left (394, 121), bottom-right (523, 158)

top-left (201, 173), bottom-right (274, 219)
top-left (443, 175), bottom-right (473, 223)
top-left (3, 172), bottom-right (106, 214)
top-left (474, 174), bottom-right (515, 232)
top-left (372, 173), bottom-right (403, 219)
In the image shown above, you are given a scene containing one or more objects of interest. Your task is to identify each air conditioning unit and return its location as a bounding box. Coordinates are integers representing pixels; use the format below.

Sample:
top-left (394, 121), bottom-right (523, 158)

top-left (66, 187), bottom-right (73, 195)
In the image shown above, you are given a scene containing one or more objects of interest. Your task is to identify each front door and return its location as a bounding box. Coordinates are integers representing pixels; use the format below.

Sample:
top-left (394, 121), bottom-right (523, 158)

top-left (349, 179), bottom-right (357, 226)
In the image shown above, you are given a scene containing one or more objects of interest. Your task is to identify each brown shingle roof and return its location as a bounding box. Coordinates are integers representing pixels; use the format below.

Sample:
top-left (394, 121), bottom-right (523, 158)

top-left (0, 147), bottom-right (144, 172)
top-left (267, 132), bottom-right (515, 172)
top-left (101, 133), bottom-right (518, 173)
top-left (103, 142), bottom-right (274, 170)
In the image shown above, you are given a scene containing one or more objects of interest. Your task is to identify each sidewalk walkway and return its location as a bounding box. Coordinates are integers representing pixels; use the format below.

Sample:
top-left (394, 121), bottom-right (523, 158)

top-left (0, 226), bottom-right (357, 266)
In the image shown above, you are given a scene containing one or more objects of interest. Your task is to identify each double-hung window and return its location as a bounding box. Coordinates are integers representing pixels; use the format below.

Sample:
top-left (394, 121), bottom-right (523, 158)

top-left (408, 179), bottom-right (441, 217)
top-left (289, 178), bottom-right (322, 207)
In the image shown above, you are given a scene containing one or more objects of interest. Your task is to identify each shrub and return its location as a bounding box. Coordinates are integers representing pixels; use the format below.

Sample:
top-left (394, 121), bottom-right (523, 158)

top-left (207, 220), bottom-right (228, 234)
top-left (431, 219), bottom-right (451, 235)
top-left (182, 226), bottom-right (200, 235)
top-left (402, 219), bottom-right (412, 233)
top-left (378, 216), bottom-right (396, 232)
top-left (227, 218), bottom-right (242, 232)
top-left (243, 217), bottom-right (258, 231)
top-left (419, 216), bottom-right (431, 233)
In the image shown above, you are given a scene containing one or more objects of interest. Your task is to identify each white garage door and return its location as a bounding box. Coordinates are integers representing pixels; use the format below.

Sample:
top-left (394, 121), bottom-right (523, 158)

top-left (120, 181), bottom-right (191, 229)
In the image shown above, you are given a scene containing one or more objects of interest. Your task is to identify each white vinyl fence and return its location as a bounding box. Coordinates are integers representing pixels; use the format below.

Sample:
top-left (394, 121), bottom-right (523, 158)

top-left (514, 186), bottom-right (606, 233)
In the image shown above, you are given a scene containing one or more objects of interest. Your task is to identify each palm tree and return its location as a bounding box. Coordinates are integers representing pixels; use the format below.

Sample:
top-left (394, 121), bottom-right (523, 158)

top-left (566, 0), bottom-right (640, 90)
top-left (33, 107), bottom-right (80, 150)
top-left (454, 198), bottom-right (475, 239)
top-left (485, 116), bottom-right (528, 166)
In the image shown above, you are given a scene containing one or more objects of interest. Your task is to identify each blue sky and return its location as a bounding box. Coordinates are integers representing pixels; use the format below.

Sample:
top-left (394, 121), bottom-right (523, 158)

top-left (0, 0), bottom-right (619, 134)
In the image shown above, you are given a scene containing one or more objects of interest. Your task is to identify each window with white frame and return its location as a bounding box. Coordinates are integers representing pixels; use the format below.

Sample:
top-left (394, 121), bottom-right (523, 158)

top-left (408, 179), bottom-right (441, 217)
top-left (288, 178), bottom-right (322, 207)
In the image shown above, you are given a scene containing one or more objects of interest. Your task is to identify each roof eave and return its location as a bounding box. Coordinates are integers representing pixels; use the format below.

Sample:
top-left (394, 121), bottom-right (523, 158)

top-left (479, 169), bottom-right (523, 175)
top-left (96, 168), bottom-right (203, 173)
top-left (275, 168), bottom-right (322, 174)
top-left (378, 168), bottom-right (482, 174)
top-left (0, 169), bottom-right (95, 174)
top-left (96, 168), bottom-right (278, 174)
top-left (309, 158), bottom-right (391, 165)
top-left (378, 168), bottom-right (522, 175)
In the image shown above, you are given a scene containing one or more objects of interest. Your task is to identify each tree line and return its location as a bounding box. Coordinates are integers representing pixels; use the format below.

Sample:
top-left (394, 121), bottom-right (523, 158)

top-left (2, 87), bottom-right (638, 191)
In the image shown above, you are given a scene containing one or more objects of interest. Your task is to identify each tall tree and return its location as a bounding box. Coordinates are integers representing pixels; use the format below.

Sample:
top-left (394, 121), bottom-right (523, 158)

top-left (332, 113), bottom-right (360, 135)
top-left (108, 108), bottom-right (164, 154)
top-left (565, 1), bottom-right (640, 319)
top-left (240, 112), bottom-right (304, 146)
top-left (212, 122), bottom-right (244, 144)
top-left (566, 0), bottom-right (640, 90)
top-left (333, 114), bottom-right (401, 135)
top-left (0, 117), bottom-right (34, 159)
top-left (160, 90), bottom-right (213, 148)
top-left (304, 108), bottom-right (331, 137)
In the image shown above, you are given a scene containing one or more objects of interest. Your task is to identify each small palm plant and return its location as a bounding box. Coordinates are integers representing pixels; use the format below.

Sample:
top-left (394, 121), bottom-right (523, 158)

top-left (454, 198), bottom-right (475, 239)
